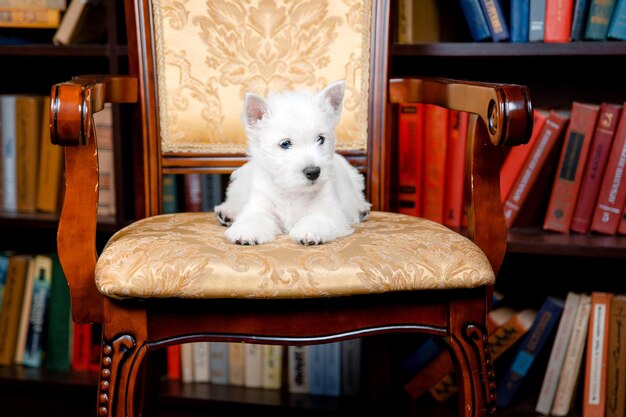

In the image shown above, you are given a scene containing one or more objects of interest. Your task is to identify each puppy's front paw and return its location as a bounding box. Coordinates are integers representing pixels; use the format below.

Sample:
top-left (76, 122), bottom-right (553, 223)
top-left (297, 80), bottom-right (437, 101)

top-left (289, 219), bottom-right (333, 245)
top-left (214, 204), bottom-right (234, 226)
top-left (224, 220), bottom-right (276, 245)
top-left (359, 209), bottom-right (370, 222)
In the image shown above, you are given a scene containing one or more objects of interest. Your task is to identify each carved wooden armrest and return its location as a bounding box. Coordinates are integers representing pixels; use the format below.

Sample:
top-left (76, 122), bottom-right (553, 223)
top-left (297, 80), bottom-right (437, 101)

top-left (389, 77), bottom-right (533, 273)
top-left (50, 75), bottom-right (138, 323)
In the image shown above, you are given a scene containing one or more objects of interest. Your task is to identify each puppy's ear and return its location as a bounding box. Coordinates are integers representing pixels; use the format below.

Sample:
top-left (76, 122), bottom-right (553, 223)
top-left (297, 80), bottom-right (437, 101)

top-left (244, 93), bottom-right (268, 127)
top-left (319, 80), bottom-right (345, 113)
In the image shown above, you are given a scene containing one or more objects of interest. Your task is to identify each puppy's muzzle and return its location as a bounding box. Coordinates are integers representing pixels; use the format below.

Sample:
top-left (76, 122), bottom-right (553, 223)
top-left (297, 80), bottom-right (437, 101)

top-left (303, 166), bottom-right (321, 181)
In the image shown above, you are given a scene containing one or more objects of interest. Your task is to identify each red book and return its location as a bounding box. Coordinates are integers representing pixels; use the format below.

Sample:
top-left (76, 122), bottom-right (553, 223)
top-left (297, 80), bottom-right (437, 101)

top-left (184, 173), bottom-right (203, 212)
top-left (544, 0), bottom-right (574, 42)
top-left (571, 103), bottom-right (623, 234)
top-left (503, 110), bottom-right (570, 228)
top-left (397, 103), bottom-right (424, 216)
top-left (591, 104), bottom-right (626, 235)
top-left (544, 102), bottom-right (600, 233)
top-left (443, 110), bottom-right (469, 228)
top-left (167, 345), bottom-right (182, 380)
top-left (421, 104), bottom-right (449, 224)
top-left (500, 109), bottom-right (548, 203)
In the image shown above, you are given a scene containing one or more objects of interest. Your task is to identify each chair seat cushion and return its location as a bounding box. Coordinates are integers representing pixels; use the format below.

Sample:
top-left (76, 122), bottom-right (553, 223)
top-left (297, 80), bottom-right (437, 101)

top-left (95, 211), bottom-right (495, 299)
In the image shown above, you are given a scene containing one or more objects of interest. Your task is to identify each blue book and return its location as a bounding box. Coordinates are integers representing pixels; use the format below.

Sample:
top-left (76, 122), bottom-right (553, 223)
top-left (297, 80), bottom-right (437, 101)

top-left (459, 0), bottom-right (492, 41)
top-left (309, 344), bottom-right (326, 395)
top-left (607, 0), bottom-right (626, 40)
top-left (510, 0), bottom-right (530, 42)
top-left (209, 342), bottom-right (229, 384)
top-left (496, 296), bottom-right (565, 407)
top-left (529, 0), bottom-right (547, 41)
top-left (585, 0), bottom-right (618, 40)
top-left (0, 253), bottom-right (9, 313)
top-left (22, 255), bottom-right (53, 368)
top-left (402, 337), bottom-right (444, 377)
top-left (570, 0), bottom-right (591, 40)
top-left (479, 0), bottom-right (510, 41)
top-left (309, 342), bottom-right (341, 396)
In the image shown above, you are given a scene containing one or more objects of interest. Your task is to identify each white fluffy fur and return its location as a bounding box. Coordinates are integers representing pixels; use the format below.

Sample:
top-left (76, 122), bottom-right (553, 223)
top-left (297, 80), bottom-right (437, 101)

top-left (214, 80), bottom-right (371, 245)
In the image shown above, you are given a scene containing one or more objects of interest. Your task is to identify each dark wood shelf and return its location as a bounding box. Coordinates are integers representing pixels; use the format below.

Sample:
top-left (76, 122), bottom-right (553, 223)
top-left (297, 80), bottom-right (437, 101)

top-left (507, 228), bottom-right (626, 258)
top-left (0, 44), bottom-right (127, 57)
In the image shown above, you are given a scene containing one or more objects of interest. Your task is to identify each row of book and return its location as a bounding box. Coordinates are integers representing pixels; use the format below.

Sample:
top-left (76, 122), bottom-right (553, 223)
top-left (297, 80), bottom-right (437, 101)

top-left (166, 340), bottom-right (362, 397)
top-left (0, 0), bottom-right (106, 45)
top-left (0, 95), bottom-right (114, 217)
top-left (0, 251), bottom-right (74, 371)
top-left (502, 101), bottom-right (626, 235)
top-left (459, 0), bottom-right (626, 43)
top-left (401, 290), bottom-right (626, 417)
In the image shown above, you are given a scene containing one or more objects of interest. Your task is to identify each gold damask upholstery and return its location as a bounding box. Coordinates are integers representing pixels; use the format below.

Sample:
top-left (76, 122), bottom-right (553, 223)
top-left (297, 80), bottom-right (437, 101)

top-left (95, 211), bottom-right (495, 299)
top-left (156, 0), bottom-right (371, 153)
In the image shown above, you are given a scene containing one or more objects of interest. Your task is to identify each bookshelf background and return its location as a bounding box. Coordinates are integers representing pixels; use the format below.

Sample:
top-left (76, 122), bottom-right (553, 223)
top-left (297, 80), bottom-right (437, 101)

top-left (0, 0), bottom-right (625, 416)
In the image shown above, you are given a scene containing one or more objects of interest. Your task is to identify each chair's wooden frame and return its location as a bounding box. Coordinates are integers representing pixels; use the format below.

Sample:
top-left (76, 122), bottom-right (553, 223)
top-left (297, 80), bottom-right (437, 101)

top-left (49, 1), bottom-right (532, 417)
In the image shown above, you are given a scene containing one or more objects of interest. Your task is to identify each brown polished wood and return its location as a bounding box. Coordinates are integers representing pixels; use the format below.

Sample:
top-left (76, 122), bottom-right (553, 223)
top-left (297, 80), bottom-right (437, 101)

top-left (48, 1), bottom-right (533, 417)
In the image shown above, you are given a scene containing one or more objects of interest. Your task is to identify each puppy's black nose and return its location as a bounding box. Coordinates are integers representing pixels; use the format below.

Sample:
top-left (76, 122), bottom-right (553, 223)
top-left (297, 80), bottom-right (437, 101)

top-left (303, 166), bottom-right (321, 181)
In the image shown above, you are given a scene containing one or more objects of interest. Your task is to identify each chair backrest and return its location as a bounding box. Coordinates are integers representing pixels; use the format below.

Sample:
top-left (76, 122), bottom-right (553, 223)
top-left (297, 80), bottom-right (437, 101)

top-left (123, 0), bottom-right (392, 216)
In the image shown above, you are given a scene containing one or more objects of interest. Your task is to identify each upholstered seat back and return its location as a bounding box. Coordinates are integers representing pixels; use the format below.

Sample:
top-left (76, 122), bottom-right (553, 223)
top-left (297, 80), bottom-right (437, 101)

top-left (152, 0), bottom-right (372, 154)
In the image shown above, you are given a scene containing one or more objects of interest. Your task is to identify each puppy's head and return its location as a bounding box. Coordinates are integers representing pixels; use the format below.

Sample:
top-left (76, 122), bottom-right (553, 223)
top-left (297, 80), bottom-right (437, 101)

top-left (242, 80), bottom-right (345, 193)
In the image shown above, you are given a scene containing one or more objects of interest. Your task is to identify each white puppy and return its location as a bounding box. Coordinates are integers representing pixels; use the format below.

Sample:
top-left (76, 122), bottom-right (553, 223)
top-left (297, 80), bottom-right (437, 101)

top-left (214, 80), bottom-right (371, 245)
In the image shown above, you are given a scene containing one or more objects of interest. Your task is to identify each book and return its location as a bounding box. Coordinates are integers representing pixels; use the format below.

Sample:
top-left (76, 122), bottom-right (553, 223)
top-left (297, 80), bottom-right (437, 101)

top-left (590, 105), bottom-right (626, 235)
top-left (261, 345), bottom-right (283, 390)
top-left (479, 0), bottom-right (510, 41)
top-left (2, 95), bottom-right (17, 212)
top-left (458, 0), bottom-right (492, 41)
top-left (429, 308), bottom-right (537, 402)
top-left (36, 95), bottom-right (64, 214)
top-left (401, 337), bottom-right (443, 379)
top-left (544, 0), bottom-right (575, 42)
top-left (584, 0), bottom-right (618, 39)
top-left (607, 0), bottom-right (626, 40)
top-left (94, 103), bottom-right (115, 217)
top-left (191, 341), bottom-right (210, 383)
top-left (14, 255), bottom-right (38, 364)
top-left (184, 173), bottom-right (203, 212)
top-left (619, 206), bottom-right (626, 234)
top-left (309, 342), bottom-right (341, 397)
top-left (201, 174), bottom-right (224, 212)
top-left (443, 110), bottom-right (469, 228)
top-left (288, 345), bottom-right (310, 393)
top-left (496, 296), bottom-right (565, 408)
top-left (510, 0), bottom-right (530, 42)
top-left (21, 254), bottom-right (52, 367)
top-left (551, 293), bottom-right (593, 416)
top-left (582, 292), bottom-right (613, 417)
top-left (52, 0), bottom-right (107, 45)
top-left (571, 103), bottom-right (622, 234)
top-left (606, 294), bottom-right (626, 417)
top-left (421, 104), bottom-right (449, 223)
top-left (162, 174), bottom-right (179, 213)
top-left (341, 339), bottom-right (362, 396)
top-left (500, 109), bottom-right (548, 203)
top-left (227, 342), bottom-right (245, 386)
top-left (244, 343), bottom-right (263, 388)
top-left (543, 102), bottom-right (600, 233)
top-left (397, 103), bottom-right (423, 216)
top-left (209, 342), bottom-right (229, 385)
top-left (0, 254), bottom-right (31, 366)
top-left (0, 0), bottom-right (67, 7)
top-left (0, 7), bottom-right (61, 28)
top-left (15, 95), bottom-right (43, 214)
top-left (180, 343), bottom-right (194, 383)
top-left (396, 0), bottom-right (441, 43)
top-left (571, 0), bottom-right (592, 40)
top-left (0, 253), bottom-right (9, 312)
top-left (529, 0), bottom-right (547, 41)
top-left (166, 345), bottom-right (181, 381)
top-left (535, 292), bottom-right (583, 415)
top-left (503, 110), bottom-right (570, 228)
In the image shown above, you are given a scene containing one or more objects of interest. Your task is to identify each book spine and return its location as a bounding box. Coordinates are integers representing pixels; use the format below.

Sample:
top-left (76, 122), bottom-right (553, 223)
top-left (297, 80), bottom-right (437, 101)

top-left (571, 103), bottom-right (622, 234)
top-left (309, 344), bottom-right (326, 395)
top-left (443, 110), bottom-right (468, 228)
top-left (582, 292), bottom-right (613, 417)
top-left (0, 0), bottom-right (67, 8)
top-left (571, 0), bottom-right (592, 40)
top-left (510, 0), bottom-right (530, 42)
top-left (180, 343), bottom-right (194, 383)
top-left (36, 95), bottom-right (63, 214)
top-left (607, 0), bottom-right (626, 40)
top-left (543, 102), bottom-right (600, 233)
top-left (535, 292), bottom-right (582, 415)
top-left (244, 343), bottom-right (263, 388)
top-left (606, 295), bottom-right (626, 417)
top-left (0, 8), bottom-right (61, 28)
top-left (94, 104), bottom-right (115, 217)
top-left (529, 0), bottom-right (548, 41)
top-left (496, 296), bottom-right (565, 408)
top-left (585, 0), bottom-right (618, 40)
top-left (44, 253), bottom-right (72, 371)
top-left (590, 105), bottom-right (626, 235)
top-left (22, 255), bottom-right (53, 367)
top-left (544, 0), bottom-right (575, 42)
top-left (478, 0), bottom-right (510, 41)
top-left (15, 95), bottom-right (42, 214)
top-left (0, 255), bottom-right (29, 365)
top-left (421, 104), bottom-right (449, 224)
top-left (166, 345), bottom-right (181, 380)
top-left (2, 95), bottom-right (17, 212)
top-left (396, 0), bottom-right (412, 44)
top-left (191, 341), bottom-right (210, 383)
top-left (341, 339), bottom-right (362, 396)
top-left (209, 341), bottom-right (229, 385)
top-left (458, 0), bottom-right (492, 41)
top-left (262, 345), bottom-right (283, 390)
top-left (397, 103), bottom-right (423, 216)
top-left (323, 342), bottom-right (341, 396)
top-left (287, 345), bottom-right (310, 393)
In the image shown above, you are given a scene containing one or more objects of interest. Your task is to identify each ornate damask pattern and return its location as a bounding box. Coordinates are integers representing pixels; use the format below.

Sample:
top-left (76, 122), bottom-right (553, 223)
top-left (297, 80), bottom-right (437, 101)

top-left (95, 211), bottom-right (495, 300)
top-left (153, 0), bottom-right (371, 153)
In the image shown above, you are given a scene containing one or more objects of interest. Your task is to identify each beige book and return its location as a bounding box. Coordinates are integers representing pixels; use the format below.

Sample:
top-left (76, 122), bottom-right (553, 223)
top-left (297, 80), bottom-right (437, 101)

top-left (228, 343), bottom-right (245, 386)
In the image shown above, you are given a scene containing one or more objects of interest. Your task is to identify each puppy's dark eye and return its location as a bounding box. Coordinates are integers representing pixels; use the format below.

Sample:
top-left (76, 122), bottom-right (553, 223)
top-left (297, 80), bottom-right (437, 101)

top-left (279, 139), bottom-right (292, 149)
top-left (317, 135), bottom-right (325, 145)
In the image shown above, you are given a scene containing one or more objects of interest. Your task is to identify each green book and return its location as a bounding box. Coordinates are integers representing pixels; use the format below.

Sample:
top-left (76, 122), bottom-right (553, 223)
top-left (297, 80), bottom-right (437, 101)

top-left (45, 254), bottom-right (72, 371)
top-left (584, 0), bottom-right (617, 40)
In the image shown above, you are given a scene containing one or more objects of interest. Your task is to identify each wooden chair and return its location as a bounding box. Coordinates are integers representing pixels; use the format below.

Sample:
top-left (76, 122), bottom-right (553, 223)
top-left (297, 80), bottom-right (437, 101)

top-left (49, 1), bottom-right (532, 417)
